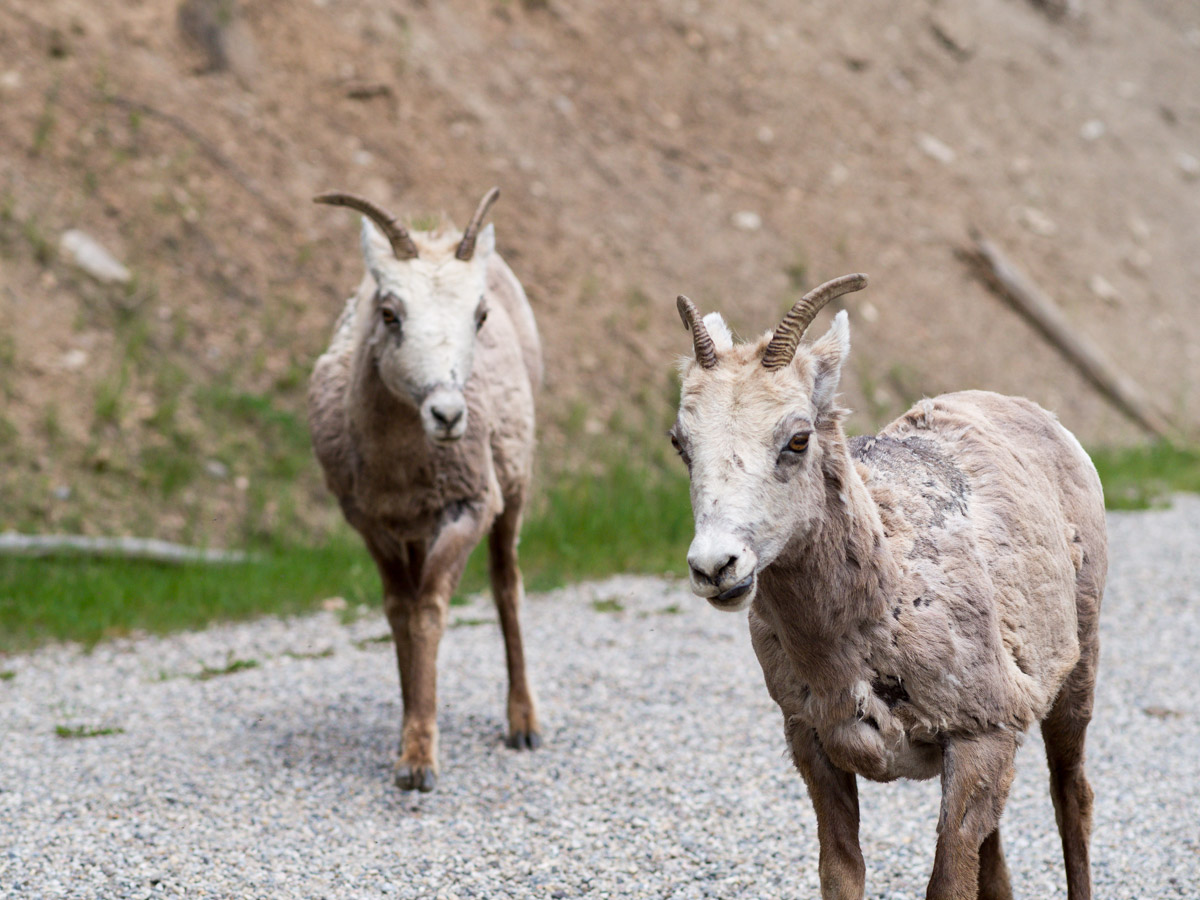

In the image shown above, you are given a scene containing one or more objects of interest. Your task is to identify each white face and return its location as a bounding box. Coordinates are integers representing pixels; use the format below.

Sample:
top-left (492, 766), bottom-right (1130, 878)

top-left (359, 220), bottom-right (494, 443)
top-left (671, 312), bottom-right (851, 611)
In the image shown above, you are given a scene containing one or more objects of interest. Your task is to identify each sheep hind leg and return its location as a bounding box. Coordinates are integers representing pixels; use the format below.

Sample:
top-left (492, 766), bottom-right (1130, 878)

top-left (488, 495), bottom-right (541, 750)
top-left (977, 828), bottom-right (1013, 900)
top-left (1041, 665), bottom-right (1096, 900)
top-left (926, 730), bottom-right (1018, 900)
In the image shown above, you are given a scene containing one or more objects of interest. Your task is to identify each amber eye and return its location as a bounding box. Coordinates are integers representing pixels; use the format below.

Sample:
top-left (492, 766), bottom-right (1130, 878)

top-left (787, 433), bottom-right (810, 453)
top-left (381, 307), bottom-right (399, 326)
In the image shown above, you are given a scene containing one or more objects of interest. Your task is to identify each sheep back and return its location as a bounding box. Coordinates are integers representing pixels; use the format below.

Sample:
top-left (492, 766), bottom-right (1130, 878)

top-left (856, 390), bottom-right (1106, 738)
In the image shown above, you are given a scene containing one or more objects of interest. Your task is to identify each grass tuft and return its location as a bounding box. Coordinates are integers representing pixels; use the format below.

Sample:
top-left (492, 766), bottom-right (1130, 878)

top-left (785, 252), bottom-right (809, 292)
top-left (55, 724), bottom-right (125, 739)
top-left (507, 453), bottom-right (691, 593)
top-left (1088, 441), bottom-right (1200, 510)
top-left (193, 658), bottom-right (259, 680)
top-left (31, 82), bottom-right (60, 156)
top-left (354, 634), bottom-right (391, 649)
top-left (283, 648), bottom-right (334, 660)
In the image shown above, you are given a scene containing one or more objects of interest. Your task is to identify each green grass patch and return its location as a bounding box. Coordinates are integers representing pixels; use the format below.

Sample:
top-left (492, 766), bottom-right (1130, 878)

top-left (500, 454), bottom-right (691, 593)
top-left (1089, 441), bottom-right (1200, 510)
top-left (55, 725), bottom-right (125, 739)
top-left (0, 670), bottom-right (15, 681)
top-left (140, 442), bottom-right (201, 496)
top-left (93, 363), bottom-right (130, 427)
top-left (591, 597), bottom-right (625, 613)
top-left (443, 423), bottom-right (693, 596)
top-left (200, 386), bottom-right (311, 480)
top-left (0, 534), bottom-right (377, 653)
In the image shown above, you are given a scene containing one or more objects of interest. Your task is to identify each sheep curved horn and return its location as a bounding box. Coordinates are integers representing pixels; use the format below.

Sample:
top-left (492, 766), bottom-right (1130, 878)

top-left (761, 273), bottom-right (869, 370)
top-left (313, 192), bottom-right (419, 260)
top-left (676, 295), bottom-right (719, 369)
top-left (456, 187), bottom-right (501, 261)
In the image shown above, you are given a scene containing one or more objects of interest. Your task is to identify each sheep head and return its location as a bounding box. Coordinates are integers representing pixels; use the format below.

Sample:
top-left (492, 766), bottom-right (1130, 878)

top-left (314, 188), bottom-right (501, 443)
top-left (670, 274), bottom-right (868, 611)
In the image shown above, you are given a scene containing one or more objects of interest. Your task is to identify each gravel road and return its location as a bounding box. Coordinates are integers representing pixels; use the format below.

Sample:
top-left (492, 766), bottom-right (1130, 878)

top-left (3, 500), bottom-right (1199, 899)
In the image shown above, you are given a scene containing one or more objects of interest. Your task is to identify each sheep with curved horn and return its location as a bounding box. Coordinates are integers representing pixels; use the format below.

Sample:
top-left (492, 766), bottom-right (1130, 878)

top-left (308, 187), bottom-right (544, 792)
top-left (456, 186), bottom-right (500, 261)
top-left (313, 192), bottom-right (419, 260)
top-left (676, 294), bottom-right (719, 369)
top-left (761, 273), bottom-right (868, 370)
top-left (669, 273), bottom-right (1106, 899)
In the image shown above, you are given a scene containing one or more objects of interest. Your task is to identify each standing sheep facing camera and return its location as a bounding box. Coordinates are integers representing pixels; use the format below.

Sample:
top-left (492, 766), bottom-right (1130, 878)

top-left (670, 274), bottom-right (1105, 899)
top-left (308, 188), bottom-right (543, 792)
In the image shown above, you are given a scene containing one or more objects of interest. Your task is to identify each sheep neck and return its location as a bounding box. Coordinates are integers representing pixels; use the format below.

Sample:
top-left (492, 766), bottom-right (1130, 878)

top-left (346, 341), bottom-right (429, 472)
top-left (757, 427), bottom-right (896, 673)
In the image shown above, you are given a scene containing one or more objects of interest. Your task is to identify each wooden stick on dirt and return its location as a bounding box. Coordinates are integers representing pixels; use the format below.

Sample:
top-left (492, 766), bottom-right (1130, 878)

top-left (0, 533), bottom-right (252, 565)
top-left (966, 229), bottom-right (1176, 441)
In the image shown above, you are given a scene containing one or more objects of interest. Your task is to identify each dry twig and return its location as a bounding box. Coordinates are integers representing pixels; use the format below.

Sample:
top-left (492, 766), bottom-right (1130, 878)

top-left (966, 229), bottom-right (1177, 441)
top-left (0, 533), bottom-right (252, 564)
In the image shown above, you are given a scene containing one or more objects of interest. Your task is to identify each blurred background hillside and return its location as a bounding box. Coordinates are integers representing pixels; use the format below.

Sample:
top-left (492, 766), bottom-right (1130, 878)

top-left (1, 0), bottom-right (1198, 558)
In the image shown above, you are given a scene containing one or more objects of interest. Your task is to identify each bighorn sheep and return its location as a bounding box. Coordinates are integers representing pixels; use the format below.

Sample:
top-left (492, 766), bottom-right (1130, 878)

top-left (671, 274), bottom-right (1105, 899)
top-left (308, 188), bottom-right (543, 792)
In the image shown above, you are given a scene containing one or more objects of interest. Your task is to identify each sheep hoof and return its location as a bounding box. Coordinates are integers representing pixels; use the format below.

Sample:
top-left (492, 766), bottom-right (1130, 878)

top-left (395, 764), bottom-right (437, 793)
top-left (507, 730), bottom-right (542, 751)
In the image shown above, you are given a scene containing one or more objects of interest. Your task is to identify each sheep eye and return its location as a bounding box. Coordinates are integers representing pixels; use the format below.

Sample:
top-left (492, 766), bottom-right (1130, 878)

top-left (786, 433), bottom-right (810, 454)
top-left (475, 306), bottom-right (488, 331)
top-left (669, 432), bottom-right (691, 466)
top-left (380, 307), bottom-right (399, 327)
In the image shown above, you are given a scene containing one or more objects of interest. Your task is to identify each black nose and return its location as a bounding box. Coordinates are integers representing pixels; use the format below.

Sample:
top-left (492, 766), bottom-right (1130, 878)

top-left (690, 554), bottom-right (738, 585)
top-left (430, 405), bottom-right (463, 428)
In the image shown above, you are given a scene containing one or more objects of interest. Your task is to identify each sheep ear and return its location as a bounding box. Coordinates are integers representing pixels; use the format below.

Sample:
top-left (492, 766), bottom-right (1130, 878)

top-left (359, 218), bottom-right (393, 281)
top-left (702, 312), bottom-right (734, 352)
top-left (808, 310), bottom-right (850, 413)
top-left (472, 223), bottom-right (496, 262)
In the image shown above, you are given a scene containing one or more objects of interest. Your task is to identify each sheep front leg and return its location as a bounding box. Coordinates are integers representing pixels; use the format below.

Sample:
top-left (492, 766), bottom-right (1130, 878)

top-left (372, 539), bottom-right (422, 748)
top-left (926, 730), bottom-right (1018, 900)
top-left (787, 721), bottom-right (866, 900)
top-left (393, 512), bottom-right (485, 793)
top-left (488, 496), bottom-right (541, 750)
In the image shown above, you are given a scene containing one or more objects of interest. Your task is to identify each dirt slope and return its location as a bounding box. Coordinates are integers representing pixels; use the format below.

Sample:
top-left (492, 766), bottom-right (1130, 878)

top-left (1, 0), bottom-right (1197, 543)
